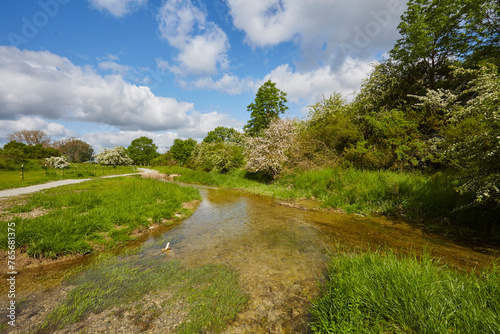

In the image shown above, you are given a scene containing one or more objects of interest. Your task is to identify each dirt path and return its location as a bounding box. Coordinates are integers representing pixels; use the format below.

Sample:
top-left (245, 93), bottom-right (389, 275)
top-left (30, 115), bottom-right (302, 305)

top-left (0, 168), bottom-right (158, 198)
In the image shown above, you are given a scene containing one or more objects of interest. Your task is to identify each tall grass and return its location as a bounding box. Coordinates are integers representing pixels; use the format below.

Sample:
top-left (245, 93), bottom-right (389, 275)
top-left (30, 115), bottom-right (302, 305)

top-left (310, 250), bottom-right (500, 333)
top-left (0, 163), bottom-right (136, 190)
top-left (41, 254), bottom-right (248, 333)
top-left (0, 177), bottom-right (201, 258)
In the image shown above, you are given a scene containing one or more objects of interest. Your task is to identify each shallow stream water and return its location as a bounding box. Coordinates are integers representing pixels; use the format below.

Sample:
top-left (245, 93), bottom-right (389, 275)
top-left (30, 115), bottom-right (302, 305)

top-left (2, 183), bottom-right (499, 333)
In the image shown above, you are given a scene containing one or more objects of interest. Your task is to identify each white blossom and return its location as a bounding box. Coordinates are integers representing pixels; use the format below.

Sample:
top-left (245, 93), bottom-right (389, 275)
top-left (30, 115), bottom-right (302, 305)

top-left (244, 118), bottom-right (298, 178)
top-left (94, 146), bottom-right (133, 166)
top-left (45, 156), bottom-right (69, 169)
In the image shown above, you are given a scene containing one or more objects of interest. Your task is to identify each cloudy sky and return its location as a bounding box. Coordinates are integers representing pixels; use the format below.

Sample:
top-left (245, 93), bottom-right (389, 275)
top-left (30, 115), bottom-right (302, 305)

top-left (0, 0), bottom-right (406, 152)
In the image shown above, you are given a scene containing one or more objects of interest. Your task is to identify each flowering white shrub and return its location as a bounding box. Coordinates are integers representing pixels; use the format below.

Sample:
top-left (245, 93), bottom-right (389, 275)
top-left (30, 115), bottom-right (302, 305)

top-left (446, 63), bottom-right (500, 205)
top-left (45, 156), bottom-right (69, 169)
top-left (94, 146), bottom-right (133, 166)
top-left (244, 118), bottom-right (298, 178)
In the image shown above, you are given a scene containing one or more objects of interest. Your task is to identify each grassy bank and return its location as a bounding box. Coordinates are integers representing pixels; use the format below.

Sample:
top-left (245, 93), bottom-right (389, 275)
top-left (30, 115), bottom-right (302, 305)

top-left (0, 163), bottom-right (136, 190)
top-left (38, 254), bottom-right (248, 333)
top-left (0, 176), bottom-right (201, 258)
top-left (310, 250), bottom-right (500, 333)
top-left (153, 166), bottom-right (499, 242)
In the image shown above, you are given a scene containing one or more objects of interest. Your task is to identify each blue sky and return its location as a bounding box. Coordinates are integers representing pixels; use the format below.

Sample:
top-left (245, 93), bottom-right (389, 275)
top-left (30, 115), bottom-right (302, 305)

top-left (0, 0), bottom-right (406, 152)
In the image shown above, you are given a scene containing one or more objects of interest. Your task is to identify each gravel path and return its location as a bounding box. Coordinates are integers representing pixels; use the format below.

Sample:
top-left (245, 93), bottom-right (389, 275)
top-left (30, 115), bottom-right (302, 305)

top-left (0, 168), bottom-right (157, 198)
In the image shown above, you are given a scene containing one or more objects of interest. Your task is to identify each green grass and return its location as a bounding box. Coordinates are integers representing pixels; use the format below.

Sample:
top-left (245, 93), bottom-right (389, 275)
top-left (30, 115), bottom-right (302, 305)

top-left (310, 250), bottom-right (500, 333)
top-left (0, 163), bottom-right (137, 190)
top-left (40, 254), bottom-right (248, 333)
top-left (0, 176), bottom-right (201, 258)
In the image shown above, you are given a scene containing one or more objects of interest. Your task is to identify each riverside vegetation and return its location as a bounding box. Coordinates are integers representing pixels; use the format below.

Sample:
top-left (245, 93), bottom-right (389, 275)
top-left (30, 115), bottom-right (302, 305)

top-left (0, 176), bottom-right (200, 258)
top-left (310, 250), bottom-right (500, 333)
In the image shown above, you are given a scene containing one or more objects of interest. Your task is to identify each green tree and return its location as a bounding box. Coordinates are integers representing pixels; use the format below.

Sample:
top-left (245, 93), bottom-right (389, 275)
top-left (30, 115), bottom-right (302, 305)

top-left (203, 126), bottom-right (238, 143)
top-left (127, 136), bottom-right (159, 165)
top-left (169, 138), bottom-right (197, 165)
top-left (390, 0), bottom-right (467, 90)
top-left (244, 80), bottom-right (288, 136)
top-left (462, 0), bottom-right (500, 66)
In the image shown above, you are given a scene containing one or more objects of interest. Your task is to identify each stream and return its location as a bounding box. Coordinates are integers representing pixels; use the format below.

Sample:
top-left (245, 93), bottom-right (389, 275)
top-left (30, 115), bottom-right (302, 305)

top-left (2, 182), bottom-right (499, 333)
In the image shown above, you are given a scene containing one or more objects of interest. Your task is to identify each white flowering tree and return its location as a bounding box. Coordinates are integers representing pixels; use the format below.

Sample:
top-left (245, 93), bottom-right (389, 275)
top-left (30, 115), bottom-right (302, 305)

top-left (45, 156), bottom-right (69, 169)
top-left (94, 146), bottom-right (133, 166)
top-left (446, 63), bottom-right (500, 205)
top-left (244, 118), bottom-right (298, 178)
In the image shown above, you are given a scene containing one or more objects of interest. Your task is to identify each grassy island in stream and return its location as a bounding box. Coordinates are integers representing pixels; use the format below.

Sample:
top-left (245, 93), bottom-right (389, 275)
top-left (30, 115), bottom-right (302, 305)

top-left (0, 176), bottom-right (201, 259)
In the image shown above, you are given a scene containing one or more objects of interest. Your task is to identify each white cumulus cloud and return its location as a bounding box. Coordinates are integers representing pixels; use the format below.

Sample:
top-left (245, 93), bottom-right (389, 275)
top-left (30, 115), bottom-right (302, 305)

top-left (88, 0), bottom-right (147, 17)
top-left (265, 58), bottom-right (374, 105)
top-left (0, 116), bottom-right (75, 143)
top-left (157, 0), bottom-right (229, 76)
top-left (226, 0), bottom-right (405, 67)
top-left (0, 46), bottom-right (234, 138)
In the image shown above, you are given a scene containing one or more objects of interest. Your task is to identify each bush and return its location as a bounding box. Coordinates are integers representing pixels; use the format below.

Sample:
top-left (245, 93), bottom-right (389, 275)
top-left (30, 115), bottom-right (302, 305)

top-left (151, 151), bottom-right (177, 166)
top-left (244, 118), bottom-right (298, 178)
top-left (94, 146), bottom-right (133, 166)
top-left (187, 142), bottom-right (244, 173)
top-left (45, 156), bottom-right (69, 169)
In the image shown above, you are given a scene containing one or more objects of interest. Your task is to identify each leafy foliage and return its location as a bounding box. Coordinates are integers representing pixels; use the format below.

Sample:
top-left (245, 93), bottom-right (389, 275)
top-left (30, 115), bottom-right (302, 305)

top-left (203, 126), bottom-right (238, 143)
top-left (127, 136), bottom-right (159, 165)
top-left (244, 80), bottom-right (288, 136)
top-left (1, 141), bottom-right (61, 168)
top-left (151, 151), bottom-right (177, 166)
top-left (169, 138), bottom-right (197, 165)
top-left (390, 0), bottom-right (466, 89)
top-left (187, 142), bottom-right (244, 173)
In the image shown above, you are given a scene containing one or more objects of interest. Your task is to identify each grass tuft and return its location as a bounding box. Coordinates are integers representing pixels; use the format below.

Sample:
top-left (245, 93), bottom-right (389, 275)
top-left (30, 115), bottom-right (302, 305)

top-left (310, 250), bottom-right (500, 333)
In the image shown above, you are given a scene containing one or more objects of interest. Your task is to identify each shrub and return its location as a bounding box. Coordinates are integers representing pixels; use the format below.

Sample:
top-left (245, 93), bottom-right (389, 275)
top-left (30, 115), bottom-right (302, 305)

top-left (187, 142), bottom-right (244, 173)
top-left (45, 156), bottom-right (69, 169)
top-left (94, 146), bottom-right (133, 166)
top-left (244, 118), bottom-right (298, 178)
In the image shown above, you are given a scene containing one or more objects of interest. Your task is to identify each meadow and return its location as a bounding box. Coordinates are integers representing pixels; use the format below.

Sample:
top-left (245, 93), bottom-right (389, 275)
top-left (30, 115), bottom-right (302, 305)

top-left (0, 176), bottom-right (201, 258)
top-left (0, 162), bottom-right (136, 190)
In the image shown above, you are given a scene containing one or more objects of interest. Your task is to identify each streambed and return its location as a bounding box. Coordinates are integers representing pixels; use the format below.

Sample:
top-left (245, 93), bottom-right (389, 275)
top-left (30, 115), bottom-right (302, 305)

top-left (2, 183), bottom-right (499, 333)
